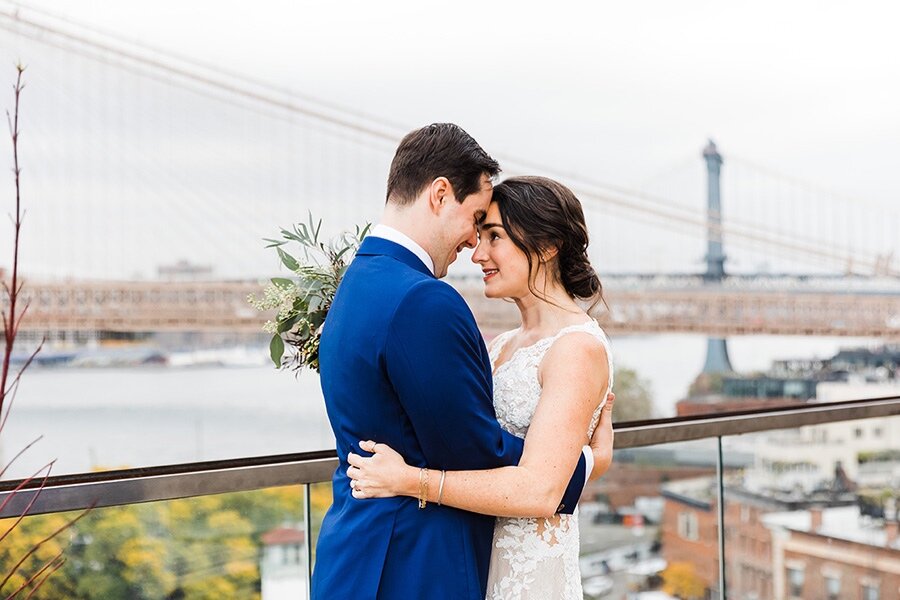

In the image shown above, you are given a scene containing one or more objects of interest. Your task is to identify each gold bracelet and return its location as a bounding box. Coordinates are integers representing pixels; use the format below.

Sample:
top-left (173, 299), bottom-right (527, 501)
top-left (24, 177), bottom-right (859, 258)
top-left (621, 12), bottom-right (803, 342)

top-left (437, 470), bottom-right (446, 506)
top-left (418, 468), bottom-right (429, 509)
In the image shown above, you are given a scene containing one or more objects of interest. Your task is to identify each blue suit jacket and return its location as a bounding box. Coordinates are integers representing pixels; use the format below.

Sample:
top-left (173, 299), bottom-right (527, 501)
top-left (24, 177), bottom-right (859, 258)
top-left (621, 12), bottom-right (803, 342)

top-left (311, 237), bottom-right (587, 600)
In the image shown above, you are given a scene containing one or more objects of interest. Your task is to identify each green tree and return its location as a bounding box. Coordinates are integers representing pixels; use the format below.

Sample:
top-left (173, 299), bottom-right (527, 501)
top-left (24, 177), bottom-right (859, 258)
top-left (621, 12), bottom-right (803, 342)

top-left (309, 482), bottom-right (333, 566)
top-left (612, 366), bottom-right (655, 422)
top-left (688, 372), bottom-right (725, 396)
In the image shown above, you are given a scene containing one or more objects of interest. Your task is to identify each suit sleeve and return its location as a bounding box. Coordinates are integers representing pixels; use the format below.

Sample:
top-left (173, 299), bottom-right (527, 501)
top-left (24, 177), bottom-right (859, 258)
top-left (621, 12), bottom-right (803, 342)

top-left (384, 280), bottom-right (585, 513)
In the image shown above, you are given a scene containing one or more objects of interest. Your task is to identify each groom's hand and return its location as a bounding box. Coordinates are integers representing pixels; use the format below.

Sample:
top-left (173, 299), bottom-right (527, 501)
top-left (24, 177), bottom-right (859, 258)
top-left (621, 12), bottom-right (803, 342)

top-left (588, 392), bottom-right (615, 481)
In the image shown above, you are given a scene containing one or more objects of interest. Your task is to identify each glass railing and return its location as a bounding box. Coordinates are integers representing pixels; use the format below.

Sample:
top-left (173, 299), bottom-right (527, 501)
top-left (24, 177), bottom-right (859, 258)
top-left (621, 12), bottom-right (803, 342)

top-left (1, 396), bottom-right (897, 599)
top-left (2, 486), bottom-right (307, 599)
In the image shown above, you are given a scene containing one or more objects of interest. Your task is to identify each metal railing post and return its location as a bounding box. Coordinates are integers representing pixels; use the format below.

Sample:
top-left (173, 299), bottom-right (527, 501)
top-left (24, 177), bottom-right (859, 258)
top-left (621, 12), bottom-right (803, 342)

top-left (717, 435), bottom-right (727, 600)
top-left (305, 484), bottom-right (313, 597)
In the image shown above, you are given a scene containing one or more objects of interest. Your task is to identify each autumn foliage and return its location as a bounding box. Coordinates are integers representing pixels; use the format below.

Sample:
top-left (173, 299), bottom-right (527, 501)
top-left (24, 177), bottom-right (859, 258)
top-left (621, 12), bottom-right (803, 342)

top-left (0, 485), bottom-right (312, 599)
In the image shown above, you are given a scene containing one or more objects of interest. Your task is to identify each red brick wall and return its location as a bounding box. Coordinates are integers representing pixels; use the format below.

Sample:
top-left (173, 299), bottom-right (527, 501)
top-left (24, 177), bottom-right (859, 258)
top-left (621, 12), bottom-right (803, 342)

top-left (782, 531), bottom-right (900, 600)
top-left (676, 397), bottom-right (806, 417)
top-left (661, 496), bottom-right (719, 593)
top-left (585, 463), bottom-right (716, 509)
top-left (725, 501), bottom-right (775, 600)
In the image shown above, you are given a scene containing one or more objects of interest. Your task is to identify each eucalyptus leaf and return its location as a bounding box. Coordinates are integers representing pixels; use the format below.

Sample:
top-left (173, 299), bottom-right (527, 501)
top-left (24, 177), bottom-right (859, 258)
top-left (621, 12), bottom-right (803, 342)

top-left (333, 246), bottom-right (352, 262)
top-left (269, 334), bottom-right (285, 367)
top-left (300, 279), bottom-right (324, 294)
top-left (277, 247), bottom-right (300, 271)
top-left (277, 314), bottom-right (301, 333)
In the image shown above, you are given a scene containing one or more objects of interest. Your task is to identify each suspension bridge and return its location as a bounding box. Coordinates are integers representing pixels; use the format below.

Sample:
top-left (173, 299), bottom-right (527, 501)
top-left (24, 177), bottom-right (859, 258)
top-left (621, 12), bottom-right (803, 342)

top-left (0, 1), bottom-right (898, 341)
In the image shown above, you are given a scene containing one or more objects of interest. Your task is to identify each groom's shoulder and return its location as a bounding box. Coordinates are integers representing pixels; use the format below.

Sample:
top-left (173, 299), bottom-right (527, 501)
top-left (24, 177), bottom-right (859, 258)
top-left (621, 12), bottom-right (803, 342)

top-left (397, 277), bottom-right (467, 313)
top-left (389, 277), bottom-right (474, 330)
top-left (344, 256), bottom-right (470, 316)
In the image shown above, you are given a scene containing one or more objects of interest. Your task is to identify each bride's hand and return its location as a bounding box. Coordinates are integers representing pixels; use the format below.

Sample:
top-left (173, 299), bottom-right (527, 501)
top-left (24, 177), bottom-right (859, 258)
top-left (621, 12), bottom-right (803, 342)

top-left (347, 440), bottom-right (418, 499)
top-left (588, 392), bottom-right (615, 481)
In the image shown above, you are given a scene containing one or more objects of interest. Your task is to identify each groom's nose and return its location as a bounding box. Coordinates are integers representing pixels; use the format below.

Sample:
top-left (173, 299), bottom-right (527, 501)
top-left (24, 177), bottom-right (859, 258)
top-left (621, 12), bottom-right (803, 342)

top-left (463, 228), bottom-right (478, 249)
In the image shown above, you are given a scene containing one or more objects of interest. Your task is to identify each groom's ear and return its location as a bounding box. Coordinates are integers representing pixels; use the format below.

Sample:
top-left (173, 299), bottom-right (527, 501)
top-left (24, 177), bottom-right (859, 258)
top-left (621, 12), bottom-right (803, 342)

top-left (428, 177), bottom-right (453, 215)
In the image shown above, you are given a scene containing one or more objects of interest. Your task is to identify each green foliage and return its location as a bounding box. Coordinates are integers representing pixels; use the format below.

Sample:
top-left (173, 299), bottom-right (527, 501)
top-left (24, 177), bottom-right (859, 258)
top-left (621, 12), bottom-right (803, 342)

top-left (688, 372), bottom-right (724, 396)
top-left (857, 449), bottom-right (900, 464)
top-left (612, 366), bottom-right (656, 422)
top-left (248, 213), bottom-right (370, 372)
top-left (0, 487), bottom-right (305, 599)
top-left (307, 482), bottom-right (334, 567)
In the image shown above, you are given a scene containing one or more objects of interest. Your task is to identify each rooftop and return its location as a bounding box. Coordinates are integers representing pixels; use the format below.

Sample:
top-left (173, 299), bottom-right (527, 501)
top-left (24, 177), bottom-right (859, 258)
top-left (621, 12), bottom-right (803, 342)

top-left (261, 526), bottom-right (305, 546)
top-left (763, 505), bottom-right (899, 550)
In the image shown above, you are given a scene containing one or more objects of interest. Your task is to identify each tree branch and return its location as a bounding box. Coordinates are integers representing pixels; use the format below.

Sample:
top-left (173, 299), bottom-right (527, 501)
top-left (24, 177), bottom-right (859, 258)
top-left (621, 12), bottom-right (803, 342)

top-left (0, 435), bottom-right (43, 480)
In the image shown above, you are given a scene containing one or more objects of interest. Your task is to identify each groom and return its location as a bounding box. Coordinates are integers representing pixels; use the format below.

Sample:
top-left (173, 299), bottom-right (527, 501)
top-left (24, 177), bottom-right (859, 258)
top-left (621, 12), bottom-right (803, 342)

top-left (312, 123), bottom-right (592, 599)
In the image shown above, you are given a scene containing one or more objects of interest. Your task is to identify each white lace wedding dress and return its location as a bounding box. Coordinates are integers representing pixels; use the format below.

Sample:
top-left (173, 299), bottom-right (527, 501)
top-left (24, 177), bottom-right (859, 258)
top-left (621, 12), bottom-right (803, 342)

top-left (485, 320), bottom-right (614, 600)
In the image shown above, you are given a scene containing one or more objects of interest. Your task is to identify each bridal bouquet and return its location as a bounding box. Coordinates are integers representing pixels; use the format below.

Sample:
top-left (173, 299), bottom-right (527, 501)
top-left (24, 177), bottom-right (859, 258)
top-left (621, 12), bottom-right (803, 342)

top-left (249, 215), bottom-right (370, 372)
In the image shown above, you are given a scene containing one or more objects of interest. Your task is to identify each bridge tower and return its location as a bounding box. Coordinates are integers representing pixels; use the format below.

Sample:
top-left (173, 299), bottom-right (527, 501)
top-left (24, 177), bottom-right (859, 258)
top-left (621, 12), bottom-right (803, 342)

top-left (701, 140), bottom-right (734, 373)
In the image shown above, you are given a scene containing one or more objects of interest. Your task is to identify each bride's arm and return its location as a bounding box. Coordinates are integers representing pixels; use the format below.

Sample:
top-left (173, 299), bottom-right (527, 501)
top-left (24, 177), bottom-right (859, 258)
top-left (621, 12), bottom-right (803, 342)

top-left (348, 332), bottom-right (610, 518)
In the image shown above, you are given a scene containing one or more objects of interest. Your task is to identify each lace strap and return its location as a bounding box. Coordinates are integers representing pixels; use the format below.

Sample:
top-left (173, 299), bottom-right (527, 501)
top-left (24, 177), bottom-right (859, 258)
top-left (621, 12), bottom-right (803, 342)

top-left (488, 328), bottom-right (518, 361)
top-left (542, 320), bottom-right (603, 347)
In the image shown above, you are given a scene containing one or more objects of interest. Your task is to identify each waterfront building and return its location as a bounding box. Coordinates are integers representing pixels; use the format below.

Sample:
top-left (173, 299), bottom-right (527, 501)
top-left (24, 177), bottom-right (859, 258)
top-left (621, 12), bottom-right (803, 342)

top-left (259, 526), bottom-right (307, 599)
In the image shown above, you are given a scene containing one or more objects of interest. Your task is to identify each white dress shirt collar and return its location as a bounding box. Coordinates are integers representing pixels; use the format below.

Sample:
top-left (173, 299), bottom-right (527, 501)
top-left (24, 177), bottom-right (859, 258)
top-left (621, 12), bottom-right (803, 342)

top-left (369, 224), bottom-right (435, 275)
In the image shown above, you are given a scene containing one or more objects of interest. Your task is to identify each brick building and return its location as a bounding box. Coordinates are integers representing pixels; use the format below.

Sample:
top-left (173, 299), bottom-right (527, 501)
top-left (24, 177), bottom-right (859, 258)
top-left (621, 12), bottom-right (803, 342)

top-left (765, 505), bottom-right (900, 600)
top-left (660, 477), bottom-right (721, 598)
top-left (660, 470), bottom-right (878, 600)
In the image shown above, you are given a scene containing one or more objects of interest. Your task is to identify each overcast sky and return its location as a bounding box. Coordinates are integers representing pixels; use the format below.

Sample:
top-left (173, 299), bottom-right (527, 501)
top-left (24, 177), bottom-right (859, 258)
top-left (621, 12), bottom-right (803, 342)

top-left (1, 0), bottom-right (898, 278)
top-left (17, 0), bottom-right (895, 191)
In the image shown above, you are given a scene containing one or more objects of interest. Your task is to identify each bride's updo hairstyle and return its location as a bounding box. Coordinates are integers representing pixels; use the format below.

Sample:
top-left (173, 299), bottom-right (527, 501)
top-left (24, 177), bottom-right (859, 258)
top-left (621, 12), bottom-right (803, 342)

top-left (490, 176), bottom-right (603, 310)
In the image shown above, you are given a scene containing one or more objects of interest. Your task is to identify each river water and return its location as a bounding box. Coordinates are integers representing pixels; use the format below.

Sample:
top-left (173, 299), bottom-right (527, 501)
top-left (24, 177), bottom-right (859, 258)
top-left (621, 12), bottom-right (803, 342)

top-left (0, 334), bottom-right (878, 479)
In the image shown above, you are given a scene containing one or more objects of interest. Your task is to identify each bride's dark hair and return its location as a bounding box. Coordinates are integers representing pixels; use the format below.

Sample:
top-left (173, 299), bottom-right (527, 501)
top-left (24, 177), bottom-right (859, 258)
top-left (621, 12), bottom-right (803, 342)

top-left (490, 176), bottom-right (603, 310)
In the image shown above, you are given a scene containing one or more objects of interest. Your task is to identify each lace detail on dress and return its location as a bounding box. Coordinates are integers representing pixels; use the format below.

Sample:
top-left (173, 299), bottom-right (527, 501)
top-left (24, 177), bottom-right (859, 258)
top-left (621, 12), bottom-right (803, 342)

top-left (485, 320), bottom-right (614, 600)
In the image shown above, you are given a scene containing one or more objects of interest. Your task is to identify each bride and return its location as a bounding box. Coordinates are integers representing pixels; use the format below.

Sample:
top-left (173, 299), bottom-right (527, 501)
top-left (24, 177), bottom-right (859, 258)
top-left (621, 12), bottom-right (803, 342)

top-left (347, 175), bottom-right (615, 599)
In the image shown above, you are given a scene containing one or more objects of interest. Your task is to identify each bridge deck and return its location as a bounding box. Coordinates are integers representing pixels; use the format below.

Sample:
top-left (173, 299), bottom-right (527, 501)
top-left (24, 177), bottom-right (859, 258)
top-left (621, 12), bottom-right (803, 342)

top-left (7, 279), bottom-right (899, 338)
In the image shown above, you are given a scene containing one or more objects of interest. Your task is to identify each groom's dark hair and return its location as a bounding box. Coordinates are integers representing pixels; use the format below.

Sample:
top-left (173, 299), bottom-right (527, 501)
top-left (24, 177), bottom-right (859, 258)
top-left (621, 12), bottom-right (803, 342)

top-left (386, 123), bottom-right (500, 206)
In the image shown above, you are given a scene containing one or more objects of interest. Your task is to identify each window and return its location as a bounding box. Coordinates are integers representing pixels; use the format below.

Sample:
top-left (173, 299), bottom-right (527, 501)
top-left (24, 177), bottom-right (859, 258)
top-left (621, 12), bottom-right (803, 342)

top-left (825, 575), bottom-right (840, 600)
top-left (787, 567), bottom-right (804, 598)
top-left (855, 427), bottom-right (864, 439)
top-left (873, 427), bottom-right (883, 438)
top-left (677, 512), bottom-right (699, 541)
top-left (862, 583), bottom-right (879, 600)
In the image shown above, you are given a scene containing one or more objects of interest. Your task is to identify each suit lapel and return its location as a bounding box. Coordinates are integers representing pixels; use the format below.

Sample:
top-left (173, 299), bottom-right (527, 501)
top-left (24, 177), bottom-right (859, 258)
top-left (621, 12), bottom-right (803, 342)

top-left (356, 236), bottom-right (435, 278)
